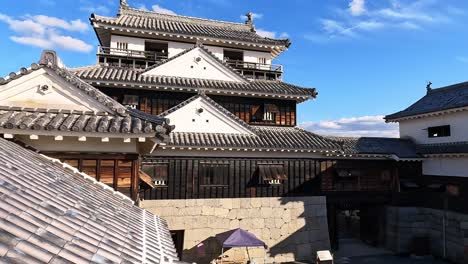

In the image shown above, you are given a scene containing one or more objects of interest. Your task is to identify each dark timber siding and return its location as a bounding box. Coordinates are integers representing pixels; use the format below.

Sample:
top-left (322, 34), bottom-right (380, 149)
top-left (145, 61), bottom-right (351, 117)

top-left (98, 88), bottom-right (296, 126)
top-left (140, 157), bottom-right (408, 200)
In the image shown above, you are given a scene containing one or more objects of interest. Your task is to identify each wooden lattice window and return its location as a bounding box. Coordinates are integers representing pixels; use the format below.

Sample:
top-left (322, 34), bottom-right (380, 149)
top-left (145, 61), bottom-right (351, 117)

top-left (141, 163), bottom-right (168, 186)
top-left (199, 163), bottom-right (229, 186)
top-left (257, 163), bottom-right (287, 185)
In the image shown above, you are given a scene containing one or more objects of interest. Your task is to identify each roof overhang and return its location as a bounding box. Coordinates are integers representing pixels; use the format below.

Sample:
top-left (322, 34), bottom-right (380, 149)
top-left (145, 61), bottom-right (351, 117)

top-left (385, 106), bottom-right (468, 123)
top-left (91, 21), bottom-right (289, 58)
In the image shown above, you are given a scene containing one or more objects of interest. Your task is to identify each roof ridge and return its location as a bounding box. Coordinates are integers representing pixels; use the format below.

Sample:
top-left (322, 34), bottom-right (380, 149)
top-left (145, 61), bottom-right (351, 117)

top-left (119, 6), bottom-right (252, 30)
top-left (427, 80), bottom-right (468, 94)
top-left (160, 93), bottom-right (254, 133)
top-left (140, 44), bottom-right (250, 82)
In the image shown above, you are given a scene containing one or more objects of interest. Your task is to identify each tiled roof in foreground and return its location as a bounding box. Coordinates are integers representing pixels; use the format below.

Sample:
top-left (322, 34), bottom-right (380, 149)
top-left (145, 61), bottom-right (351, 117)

top-left (0, 107), bottom-right (168, 136)
top-left (385, 81), bottom-right (468, 121)
top-left (71, 65), bottom-right (317, 101)
top-left (167, 126), bottom-right (343, 152)
top-left (0, 138), bottom-right (179, 263)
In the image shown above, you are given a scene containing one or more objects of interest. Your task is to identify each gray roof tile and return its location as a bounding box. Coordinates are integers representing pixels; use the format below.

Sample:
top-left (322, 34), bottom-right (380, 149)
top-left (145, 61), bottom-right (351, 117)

top-left (91, 6), bottom-right (290, 47)
top-left (418, 141), bottom-right (468, 154)
top-left (71, 64), bottom-right (318, 101)
top-left (385, 81), bottom-right (468, 120)
top-left (0, 138), bottom-right (179, 263)
top-left (332, 137), bottom-right (420, 158)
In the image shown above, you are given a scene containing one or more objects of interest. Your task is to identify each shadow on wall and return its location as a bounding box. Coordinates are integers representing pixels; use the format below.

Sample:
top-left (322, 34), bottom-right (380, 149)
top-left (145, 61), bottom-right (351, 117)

top-left (179, 195), bottom-right (330, 263)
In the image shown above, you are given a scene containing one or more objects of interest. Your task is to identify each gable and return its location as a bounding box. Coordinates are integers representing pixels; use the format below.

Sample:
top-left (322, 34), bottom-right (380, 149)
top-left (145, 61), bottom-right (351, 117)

top-left (142, 47), bottom-right (247, 82)
top-left (0, 68), bottom-right (112, 113)
top-left (165, 96), bottom-right (253, 134)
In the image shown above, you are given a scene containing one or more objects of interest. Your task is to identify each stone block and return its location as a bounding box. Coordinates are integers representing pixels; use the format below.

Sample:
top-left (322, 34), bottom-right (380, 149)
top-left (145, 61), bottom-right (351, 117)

top-left (260, 207), bottom-right (273, 218)
top-left (230, 220), bottom-right (240, 229)
top-left (275, 218), bottom-right (285, 228)
top-left (251, 198), bottom-right (262, 208)
top-left (201, 206), bottom-right (214, 216)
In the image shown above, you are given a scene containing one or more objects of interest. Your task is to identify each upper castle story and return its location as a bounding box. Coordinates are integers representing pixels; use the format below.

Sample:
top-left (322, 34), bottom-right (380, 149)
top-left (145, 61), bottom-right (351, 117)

top-left (91, 0), bottom-right (290, 81)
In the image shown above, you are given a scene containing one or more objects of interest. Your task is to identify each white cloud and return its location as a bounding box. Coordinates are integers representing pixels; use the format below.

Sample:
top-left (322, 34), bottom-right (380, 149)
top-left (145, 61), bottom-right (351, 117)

top-left (256, 29), bottom-right (277, 38)
top-left (240, 12), bottom-right (263, 21)
top-left (32, 15), bottom-right (88, 32)
top-left (349, 0), bottom-right (366, 16)
top-left (299, 115), bottom-right (399, 138)
top-left (152, 5), bottom-right (176, 15)
top-left (0, 13), bottom-right (92, 53)
top-left (456, 56), bottom-right (468, 63)
top-left (80, 6), bottom-right (111, 15)
top-left (279, 32), bottom-right (289, 38)
top-left (307, 0), bottom-right (464, 42)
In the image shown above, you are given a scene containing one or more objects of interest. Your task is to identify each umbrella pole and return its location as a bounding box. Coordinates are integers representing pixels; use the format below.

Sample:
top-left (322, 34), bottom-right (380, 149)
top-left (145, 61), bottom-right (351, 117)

top-left (221, 248), bottom-right (223, 264)
top-left (246, 246), bottom-right (250, 263)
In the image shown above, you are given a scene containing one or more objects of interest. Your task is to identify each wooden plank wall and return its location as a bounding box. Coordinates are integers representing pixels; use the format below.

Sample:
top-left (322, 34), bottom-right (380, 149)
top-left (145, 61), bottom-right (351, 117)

top-left (140, 157), bottom-right (403, 200)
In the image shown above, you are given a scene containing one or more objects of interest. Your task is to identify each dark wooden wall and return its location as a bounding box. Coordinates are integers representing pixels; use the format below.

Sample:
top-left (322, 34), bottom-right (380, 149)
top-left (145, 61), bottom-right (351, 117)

top-left (98, 88), bottom-right (297, 126)
top-left (210, 95), bottom-right (297, 126)
top-left (140, 157), bottom-right (407, 200)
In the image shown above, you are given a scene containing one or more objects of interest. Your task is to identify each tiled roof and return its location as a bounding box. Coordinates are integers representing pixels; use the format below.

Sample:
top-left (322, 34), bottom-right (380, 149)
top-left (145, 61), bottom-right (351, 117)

top-left (385, 81), bottom-right (468, 121)
top-left (0, 108), bottom-right (169, 136)
top-left (167, 126), bottom-right (343, 152)
top-left (0, 137), bottom-right (179, 263)
top-left (418, 141), bottom-right (468, 155)
top-left (0, 50), bottom-right (128, 117)
top-left (0, 50), bottom-right (173, 138)
top-left (71, 65), bottom-right (317, 101)
top-left (91, 6), bottom-right (290, 48)
top-left (334, 137), bottom-right (420, 158)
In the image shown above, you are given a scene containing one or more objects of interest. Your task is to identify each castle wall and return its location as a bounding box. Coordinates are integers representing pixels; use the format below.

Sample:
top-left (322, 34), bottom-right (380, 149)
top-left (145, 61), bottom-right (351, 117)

top-left (141, 196), bottom-right (330, 263)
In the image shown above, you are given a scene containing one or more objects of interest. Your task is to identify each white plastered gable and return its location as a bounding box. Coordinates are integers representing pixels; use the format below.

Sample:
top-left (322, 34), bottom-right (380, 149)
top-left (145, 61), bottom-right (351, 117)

top-left (165, 96), bottom-right (253, 135)
top-left (0, 67), bottom-right (112, 113)
top-left (142, 47), bottom-right (247, 82)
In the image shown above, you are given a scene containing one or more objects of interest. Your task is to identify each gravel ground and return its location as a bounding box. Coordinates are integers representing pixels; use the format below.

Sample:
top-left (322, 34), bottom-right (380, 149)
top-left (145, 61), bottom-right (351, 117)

top-left (335, 254), bottom-right (451, 264)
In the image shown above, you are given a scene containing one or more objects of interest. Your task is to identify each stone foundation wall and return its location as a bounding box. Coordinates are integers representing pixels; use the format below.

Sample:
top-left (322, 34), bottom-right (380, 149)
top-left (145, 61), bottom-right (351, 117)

top-left (141, 197), bottom-right (330, 264)
top-left (385, 206), bottom-right (468, 263)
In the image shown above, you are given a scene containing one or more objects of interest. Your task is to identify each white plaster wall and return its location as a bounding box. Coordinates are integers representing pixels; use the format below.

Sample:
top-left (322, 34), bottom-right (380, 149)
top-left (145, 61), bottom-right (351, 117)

top-left (204, 45), bottom-right (224, 60)
top-left (399, 111), bottom-right (468, 144)
top-left (244, 50), bottom-right (272, 64)
top-left (141, 197), bottom-right (330, 263)
top-left (423, 157), bottom-right (468, 177)
top-left (142, 48), bottom-right (245, 81)
top-left (165, 97), bottom-right (252, 134)
top-left (0, 68), bottom-right (111, 112)
top-left (168, 41), bottom-right (193, 57)
top-left (110, 35), bottom-right (145, 51)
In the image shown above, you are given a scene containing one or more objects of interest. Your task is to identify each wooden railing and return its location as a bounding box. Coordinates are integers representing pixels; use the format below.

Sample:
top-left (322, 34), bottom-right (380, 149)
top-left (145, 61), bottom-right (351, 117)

top-left (224, 59), bottom-right (283, 73)
top-left (97, 46), bottom-right (168, 61)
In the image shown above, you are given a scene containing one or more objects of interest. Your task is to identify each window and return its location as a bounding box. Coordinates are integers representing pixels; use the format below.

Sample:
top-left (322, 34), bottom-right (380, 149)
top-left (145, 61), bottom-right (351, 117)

top-left (257, 164), bottom-right (287, 185)
top-left (258, 57), bottom-right (267, 64)
top-left (446, 184), bottom-right (459, 196)
top-left (251, 103), bottom-right (279, 123)
top-left (223, 50), bottom-right (243, 61)
top-left (141, 163), bottom-right (168, 186)
top-left (199, 163), bottom-right (229, 186)
top-left (428, 125), bottom-right (450, 138)
top-left (116, 42), bottom-right (128, 50)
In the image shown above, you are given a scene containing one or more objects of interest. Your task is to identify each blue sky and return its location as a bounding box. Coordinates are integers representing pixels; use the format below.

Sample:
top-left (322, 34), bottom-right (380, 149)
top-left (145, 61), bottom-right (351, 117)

top-left (0, 0), bottom-right (467, 137)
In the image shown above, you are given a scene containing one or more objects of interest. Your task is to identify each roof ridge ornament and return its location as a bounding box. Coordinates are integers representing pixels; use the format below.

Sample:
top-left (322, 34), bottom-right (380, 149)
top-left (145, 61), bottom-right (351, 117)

top-left (426, 81), bottom-right (432, 94)
top-left (245, 12), bottom-right (255, 32)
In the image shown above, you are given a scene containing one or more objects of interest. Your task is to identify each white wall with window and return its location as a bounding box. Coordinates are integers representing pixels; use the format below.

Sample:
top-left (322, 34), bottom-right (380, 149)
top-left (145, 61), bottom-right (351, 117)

top-left (399, 111), bottom-right (468, 144)
top-left (110, 35), bottom-right (145, 52)
top-left (423, 157), bottom-right (468, 177)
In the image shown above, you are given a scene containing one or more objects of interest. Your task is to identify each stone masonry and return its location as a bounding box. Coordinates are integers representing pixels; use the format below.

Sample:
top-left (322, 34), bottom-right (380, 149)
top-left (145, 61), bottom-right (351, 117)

top-left (385, 206), bottom-right (468, 264)
top-left (141, 196), bottom-right (330, 263)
